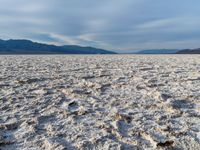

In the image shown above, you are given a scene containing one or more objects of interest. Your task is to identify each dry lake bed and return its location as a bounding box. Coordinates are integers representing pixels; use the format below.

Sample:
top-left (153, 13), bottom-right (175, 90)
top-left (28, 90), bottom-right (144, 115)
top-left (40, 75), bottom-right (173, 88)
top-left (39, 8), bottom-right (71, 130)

top-left (0, 55), bottom-right (200, 150)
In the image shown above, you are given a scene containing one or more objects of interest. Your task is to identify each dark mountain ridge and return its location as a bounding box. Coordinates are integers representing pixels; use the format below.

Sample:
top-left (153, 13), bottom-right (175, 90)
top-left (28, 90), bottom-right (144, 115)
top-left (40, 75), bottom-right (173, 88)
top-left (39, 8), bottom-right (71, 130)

top-left (176, 48), bottom-right (200, 54)
top-left (0, 39), bottom-right (116, 54)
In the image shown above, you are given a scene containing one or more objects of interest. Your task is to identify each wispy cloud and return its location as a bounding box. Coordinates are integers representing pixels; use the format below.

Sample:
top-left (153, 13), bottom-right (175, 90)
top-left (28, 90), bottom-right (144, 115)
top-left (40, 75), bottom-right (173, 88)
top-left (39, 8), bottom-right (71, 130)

top-left (47, 33), bottom-right (80, 45)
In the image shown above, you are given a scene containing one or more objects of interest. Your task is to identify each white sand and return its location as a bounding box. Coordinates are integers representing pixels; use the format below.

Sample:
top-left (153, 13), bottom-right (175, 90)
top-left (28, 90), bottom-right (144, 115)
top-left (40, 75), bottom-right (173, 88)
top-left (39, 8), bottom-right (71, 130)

top-left (0, 55), bottom-right (200, 150)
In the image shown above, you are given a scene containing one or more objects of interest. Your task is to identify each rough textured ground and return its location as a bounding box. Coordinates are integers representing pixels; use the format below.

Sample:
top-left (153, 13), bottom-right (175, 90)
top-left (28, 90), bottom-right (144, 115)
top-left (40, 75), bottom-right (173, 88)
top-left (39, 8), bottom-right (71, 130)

top-left (0, 55), bottom-right (200, 150)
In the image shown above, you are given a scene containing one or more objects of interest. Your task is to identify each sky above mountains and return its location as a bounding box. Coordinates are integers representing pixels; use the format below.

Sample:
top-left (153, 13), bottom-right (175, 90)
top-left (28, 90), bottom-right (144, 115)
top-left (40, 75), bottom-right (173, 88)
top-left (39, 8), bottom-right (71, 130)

top-left (0, 0), bottom-right (200, 51)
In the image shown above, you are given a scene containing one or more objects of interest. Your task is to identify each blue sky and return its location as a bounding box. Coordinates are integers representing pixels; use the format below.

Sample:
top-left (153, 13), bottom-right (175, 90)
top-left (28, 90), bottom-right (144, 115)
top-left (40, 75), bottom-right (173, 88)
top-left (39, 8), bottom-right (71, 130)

top-left (0, 0), bottom-right (200, 51)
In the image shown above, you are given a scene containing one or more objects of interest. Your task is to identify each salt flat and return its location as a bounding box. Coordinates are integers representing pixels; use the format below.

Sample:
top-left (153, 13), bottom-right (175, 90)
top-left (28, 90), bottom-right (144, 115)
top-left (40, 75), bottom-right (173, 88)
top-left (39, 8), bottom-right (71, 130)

top-left (0, 55), bottom-right (200, 150)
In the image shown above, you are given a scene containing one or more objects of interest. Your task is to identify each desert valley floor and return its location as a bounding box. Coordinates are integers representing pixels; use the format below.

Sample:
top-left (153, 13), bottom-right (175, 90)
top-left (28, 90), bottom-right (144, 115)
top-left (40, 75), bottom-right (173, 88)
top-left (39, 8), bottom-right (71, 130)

top-left (0, 55), bottom-right (200, 150)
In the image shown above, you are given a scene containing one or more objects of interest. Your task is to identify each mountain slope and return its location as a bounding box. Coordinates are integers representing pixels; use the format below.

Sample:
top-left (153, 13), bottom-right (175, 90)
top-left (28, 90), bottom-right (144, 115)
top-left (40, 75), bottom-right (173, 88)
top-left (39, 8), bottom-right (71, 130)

top-left (0, 39), bottom-right (116, 54)
top-left (176, 48), bottom-right (200, 54)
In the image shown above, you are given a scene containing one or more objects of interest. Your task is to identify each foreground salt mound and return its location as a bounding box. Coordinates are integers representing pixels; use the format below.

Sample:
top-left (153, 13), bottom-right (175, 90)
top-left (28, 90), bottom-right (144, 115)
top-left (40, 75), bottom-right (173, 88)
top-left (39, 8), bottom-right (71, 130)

top-left (0, 55), bottom-right (200, 150)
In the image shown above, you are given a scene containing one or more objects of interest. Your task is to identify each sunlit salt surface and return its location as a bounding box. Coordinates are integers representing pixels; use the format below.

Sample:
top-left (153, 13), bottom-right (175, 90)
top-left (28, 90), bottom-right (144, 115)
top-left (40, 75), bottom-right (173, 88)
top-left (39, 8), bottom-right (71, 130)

top-left (0, 55), bottom-right (200, 149)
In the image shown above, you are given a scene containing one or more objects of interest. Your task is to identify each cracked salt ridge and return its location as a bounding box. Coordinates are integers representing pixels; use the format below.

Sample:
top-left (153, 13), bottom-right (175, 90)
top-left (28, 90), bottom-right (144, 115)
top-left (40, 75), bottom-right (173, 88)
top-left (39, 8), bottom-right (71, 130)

top-left (0, 55), bottom-right (200, 150)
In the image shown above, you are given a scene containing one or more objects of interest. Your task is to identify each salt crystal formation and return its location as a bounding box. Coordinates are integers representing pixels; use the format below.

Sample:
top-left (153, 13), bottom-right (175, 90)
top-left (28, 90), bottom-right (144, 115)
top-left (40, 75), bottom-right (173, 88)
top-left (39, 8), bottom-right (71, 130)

top-left (0, 55), bottom-right (200, 150)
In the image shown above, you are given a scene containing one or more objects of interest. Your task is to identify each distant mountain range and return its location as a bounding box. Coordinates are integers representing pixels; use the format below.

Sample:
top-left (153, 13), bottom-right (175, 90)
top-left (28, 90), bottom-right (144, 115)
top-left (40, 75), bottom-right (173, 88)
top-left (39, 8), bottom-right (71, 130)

top-left (0, 39), bottom-right (200, 54)
top-left (176, 48), bottom-right (200, 54)
top-left (0, 39), bottom-right (116, 54)
top-left (134, 49), bottom-right (180, 54)
top-left (126, 48), bottom-right (200, 54)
